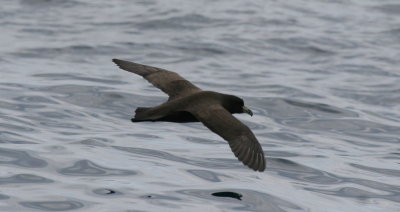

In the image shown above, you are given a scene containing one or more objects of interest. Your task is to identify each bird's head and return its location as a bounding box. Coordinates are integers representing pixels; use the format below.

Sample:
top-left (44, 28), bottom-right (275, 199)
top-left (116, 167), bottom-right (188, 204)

top-left (223, 95), bottom-right (253, 116)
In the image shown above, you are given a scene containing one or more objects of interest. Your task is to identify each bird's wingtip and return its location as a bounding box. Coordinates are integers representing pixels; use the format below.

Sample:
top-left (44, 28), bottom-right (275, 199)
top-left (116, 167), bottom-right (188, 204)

top-left (112, 58), bottom-right (125, 68)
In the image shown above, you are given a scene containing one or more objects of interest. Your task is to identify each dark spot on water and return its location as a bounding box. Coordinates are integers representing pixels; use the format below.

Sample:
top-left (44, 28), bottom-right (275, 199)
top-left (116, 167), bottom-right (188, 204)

top-left (179, 189), bottom-right (303, 211)
top-left (140, 194), bottom-right (181, 201)
top-left (106, 190), bottom-right (115, 194)
top-left (212, 191), bottom-right (242, 200)
top-left (93, 188), bottom-right (121, 195)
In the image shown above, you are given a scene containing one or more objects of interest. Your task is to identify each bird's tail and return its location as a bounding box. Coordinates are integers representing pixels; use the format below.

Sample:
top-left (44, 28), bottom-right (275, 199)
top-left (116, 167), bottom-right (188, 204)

top-left (131, 107), bottom-right (151, 122)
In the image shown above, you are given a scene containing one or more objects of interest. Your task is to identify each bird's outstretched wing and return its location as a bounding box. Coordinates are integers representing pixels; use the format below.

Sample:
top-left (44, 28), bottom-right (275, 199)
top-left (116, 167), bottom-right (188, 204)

top-left (191, 105), bottom-right (266, 171)
top-left (113, 59), bottom-right (201, 100)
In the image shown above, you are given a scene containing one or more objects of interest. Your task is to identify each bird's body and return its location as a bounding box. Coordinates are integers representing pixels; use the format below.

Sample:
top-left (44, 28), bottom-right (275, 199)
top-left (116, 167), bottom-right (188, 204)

top-left (133, 91), bottom-right (238, 122)
top-left (113, 59), bottom-right (266, 171)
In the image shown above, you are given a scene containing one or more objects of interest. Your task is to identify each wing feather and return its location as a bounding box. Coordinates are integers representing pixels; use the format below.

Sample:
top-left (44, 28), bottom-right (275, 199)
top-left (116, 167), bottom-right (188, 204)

top-left (191, 105), bottom-right (266, 171)
top-left (113, 59), bottom-right (201, 100)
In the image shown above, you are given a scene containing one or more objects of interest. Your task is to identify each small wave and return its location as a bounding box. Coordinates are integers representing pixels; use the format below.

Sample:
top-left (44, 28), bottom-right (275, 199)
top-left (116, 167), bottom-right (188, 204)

top-left (0, 174), bottom-right (53, 185)
top-left (0, 148), bottom-right (47, 168)
top-left (20, 200), bottom-right (85, 211)
top-left (372, 4), bottom-right (400, 15)
top-left (58, 159), bottom-right (137, 176)
top-left (136, 14), bottom-right (229, 30)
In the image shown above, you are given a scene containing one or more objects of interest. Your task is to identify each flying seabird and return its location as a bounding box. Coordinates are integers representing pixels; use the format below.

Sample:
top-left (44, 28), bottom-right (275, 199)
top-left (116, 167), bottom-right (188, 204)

top-left (112, 59), bottom-right (266, 172)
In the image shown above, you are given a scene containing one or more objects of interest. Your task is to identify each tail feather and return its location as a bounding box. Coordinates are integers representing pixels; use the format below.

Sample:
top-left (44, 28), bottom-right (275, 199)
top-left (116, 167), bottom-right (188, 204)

top-left (135, 107), bottom-right (150, 114)
top-left (132, 107), bottom-right (151, 122)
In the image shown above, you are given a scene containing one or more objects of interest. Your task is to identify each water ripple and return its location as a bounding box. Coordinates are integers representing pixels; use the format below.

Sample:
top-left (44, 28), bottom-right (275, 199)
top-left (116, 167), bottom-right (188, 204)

top-left (372, 4), bottom-right (400, 15)
top-left (186, 169), bottom-right (230, 182)
top-left (269, 158), bottom-right (344, 184)
top-left (0, 174), bottom-right (53, 185)
top-left (0, 100), bottom-right (46, 112)
top-left (0, 131), bottom-right (37, 144)
top-left (112, 146), bottom-right (244, 170)
top-left (11, 45), bottom-right (118, 61)
top-left (33, 73), bottom-right (125, 85)
top-left (305, 186), bottom-right (400, 203)
top-left (20, 200), bottom-right (85, 211)
top-left (269, 158), bottom-right (400, 202)
top-left (0, 194), bottom-right (10, 200)
top-left (349, 163), bottom-right (400, 177)
top-left (58, 160), bottom-right (137, 176)
top-left (0, 148), bottom-right (47, 168)
top-left (136, 14), bottom-right (229, 30)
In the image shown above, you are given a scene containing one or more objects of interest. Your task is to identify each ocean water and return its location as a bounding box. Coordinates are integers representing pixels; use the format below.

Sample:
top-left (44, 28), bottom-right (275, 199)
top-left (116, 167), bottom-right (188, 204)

top-left (1, 0), bottom-right (400, 211)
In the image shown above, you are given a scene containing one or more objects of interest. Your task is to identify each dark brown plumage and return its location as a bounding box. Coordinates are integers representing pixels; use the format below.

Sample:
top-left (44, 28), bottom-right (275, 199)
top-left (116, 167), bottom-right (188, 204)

top-left (112, 59), bottom-right (266, 172)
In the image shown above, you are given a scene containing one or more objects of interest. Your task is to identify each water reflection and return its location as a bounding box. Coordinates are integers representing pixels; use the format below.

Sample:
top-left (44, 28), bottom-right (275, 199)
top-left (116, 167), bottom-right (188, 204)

top-left (212, 191), bottom-right (242, 200)
top-left (178, 189), bottom-right (303, 212)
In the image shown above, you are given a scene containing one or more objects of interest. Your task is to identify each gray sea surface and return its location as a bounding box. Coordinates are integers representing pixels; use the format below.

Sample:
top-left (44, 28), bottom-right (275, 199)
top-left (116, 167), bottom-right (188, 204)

top-left (1, 0), bottom-right (400, 211)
